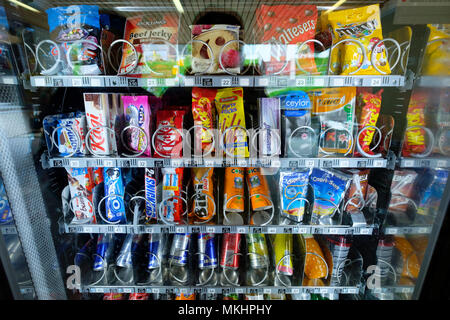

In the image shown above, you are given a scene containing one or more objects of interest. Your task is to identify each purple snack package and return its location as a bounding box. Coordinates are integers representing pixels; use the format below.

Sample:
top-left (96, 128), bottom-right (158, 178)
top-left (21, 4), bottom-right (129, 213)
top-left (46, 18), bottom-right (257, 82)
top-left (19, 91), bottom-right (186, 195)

top-left (122, 95), bottom-right (151, 156)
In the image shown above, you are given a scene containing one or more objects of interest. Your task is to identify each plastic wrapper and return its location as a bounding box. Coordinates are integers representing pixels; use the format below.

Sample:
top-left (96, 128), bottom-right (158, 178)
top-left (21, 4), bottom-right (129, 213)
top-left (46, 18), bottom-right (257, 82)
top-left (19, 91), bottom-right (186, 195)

top-left (119, 13), bottom-right (179, 77)
top-left (161, 168), bottom-right (184, 223)
top-left (190, 168), bottom-right (215, 223)
top-left (122, 95), bottom-right (151, 156)
top-left (215, 87), bottom-right (248, 157)
top-left (327, 4), bottom-right (390, 75)
top-left (246, 167), bottom-right (272, 212)
top-left (66, 168), bottom-right (95, 223)
top-left (144, 168), bottom-right (158, 222)
top-left (255, 4), bottom-right (318, 75)
top-left (402, 91), bottom-right (429, 157)
top-left (154, 109), bottom-right (185, 158)
top-left (192, 88), bottom-right (217, 155)
top-left (190, 24), bottom-right (240, 74)
top-left (344, 169), bottom-right (370, 213)
top-left (389, 170), bottom-right (418, 214)
top-left (309, 168), bottom-right (351, 225)
top-left (46, 5), bottom-right (102, 75)
top-left (355, 89), bottom-right (383, 157)
top-left (280, 91), bottom-right (315, 157)
top-left (417, 169), bottom-right (449, 218)
top-left (56, 114), bottom-right (88, 157)
top-left (394, 236), bottom-right (420, 279)
top-left (301, 234), bottom-right (328, 280)
top-left (310, 87), bottom-right (356, 157)
top-left (279, 169), bottom-right (311, 224)
top-left (223, 167), bottom-right (245, 213)
top-left (321, 236), bottom-right (351, 286)
top-left (422, 25), bottom-right (450, 76)
top-left (258, 98), bottom-right (281, 156)
top-left (103, 167), bottom-right (126, 223)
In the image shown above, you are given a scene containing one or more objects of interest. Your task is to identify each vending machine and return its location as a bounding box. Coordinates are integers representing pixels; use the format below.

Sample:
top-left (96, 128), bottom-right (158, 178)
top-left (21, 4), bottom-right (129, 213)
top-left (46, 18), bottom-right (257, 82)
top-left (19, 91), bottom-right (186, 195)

top-left (0, 0), bottom-right (449, 301)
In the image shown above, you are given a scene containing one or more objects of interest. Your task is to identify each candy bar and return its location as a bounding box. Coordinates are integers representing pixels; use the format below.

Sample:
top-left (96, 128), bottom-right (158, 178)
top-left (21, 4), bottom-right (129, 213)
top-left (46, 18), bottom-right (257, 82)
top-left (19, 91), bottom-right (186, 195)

top-left (103, 167), bottom-right (126, 223)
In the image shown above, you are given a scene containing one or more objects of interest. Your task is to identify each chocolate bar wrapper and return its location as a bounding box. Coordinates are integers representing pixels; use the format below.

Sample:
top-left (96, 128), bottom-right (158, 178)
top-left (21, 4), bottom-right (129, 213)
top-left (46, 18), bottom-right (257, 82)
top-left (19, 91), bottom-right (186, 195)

top-left (43, 112), bottom-right (78, 155)
top-left (66, 167), bottom-right (96, 223)
top-left (84, 93), bottom-right (115, 156)
top-left (145, 168), bottom-right (158, 222)
top-left (122, 95), bottom-right (152, 156)
top-left (56, 114), bottom-right (88, 156)
top-left (103, 167), bottom-right (126, 223)
top-left (258, 98), bottom-right (281, 156)
top-left (154, 109), bottom-right (185, 158)
top-left (161, 168), bottom-right (184, 223)
top-left (109, 93), bottom-right (124, 152)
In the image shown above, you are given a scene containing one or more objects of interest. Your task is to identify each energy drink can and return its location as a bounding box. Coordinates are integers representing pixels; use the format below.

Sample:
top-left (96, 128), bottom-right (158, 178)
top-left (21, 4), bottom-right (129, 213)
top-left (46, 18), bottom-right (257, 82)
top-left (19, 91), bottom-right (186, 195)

top-left (169, 233), bottom-right (191, 266)
top-left (198, 233), bottom-right (218, 269)
top-left (93, 233), bottom-right (114, 271)
top-left (246, 167), bottom-right (272, 211)
top-left (116, 234), bottom-right (142, 268)
top-left (246, 233), bottom-right (269, 269)
top-left (322, 236), bottom-right (351, 286)
top-left (148, 233), bottom-right (167, 269)
top-left (224, 167), bottom-right (245, 213)
top-left (220, 233), bottom-right (241, 269)
top-left (272, 234), bottom-right (293, 276)
top-left (103, 167), bottom-right (126, 223)
top-left (144, 168), bottom-right (158, 222)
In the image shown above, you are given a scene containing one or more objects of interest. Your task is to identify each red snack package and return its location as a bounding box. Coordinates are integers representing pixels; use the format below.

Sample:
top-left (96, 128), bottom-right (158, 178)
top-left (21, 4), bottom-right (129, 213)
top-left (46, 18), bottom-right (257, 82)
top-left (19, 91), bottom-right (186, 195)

top-left (344, 169), bottom-right (370, 213)
top-left (255, 4), bottom-right (318, 75)
top-left (154, 109), bottom-right (185, 158)
top-left (402, 91), bottom-right (429, 157)
top-left (355, 89), bottom-right (383, 157)
top-left (192, 88), bottom-right (217, 155)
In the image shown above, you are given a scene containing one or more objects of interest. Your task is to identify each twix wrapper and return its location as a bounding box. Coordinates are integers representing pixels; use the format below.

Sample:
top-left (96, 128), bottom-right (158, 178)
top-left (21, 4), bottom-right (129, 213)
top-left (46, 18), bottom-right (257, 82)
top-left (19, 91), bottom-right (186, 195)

top-left (224, 167), bottom-right (245, 213)
top-left (246, 167), bottom-right (272, 211)
top-left (190, 168), bottom-right (215, 223)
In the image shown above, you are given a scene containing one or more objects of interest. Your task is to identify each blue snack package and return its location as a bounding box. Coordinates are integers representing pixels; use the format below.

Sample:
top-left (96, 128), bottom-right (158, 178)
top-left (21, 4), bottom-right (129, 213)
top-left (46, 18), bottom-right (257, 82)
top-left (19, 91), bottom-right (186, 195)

top-left (43, 112), bottom-right (78, 155)
top-left (309, 168), bottom-right (351, 225)
top-left (103, 167), bottom-right (126, 223)
top-left (46, 5), bottom-right (101, 75)
top-left (0, 176), bottom-right (12, 224)
top-left (279, 169), bottom-right (311, 224)
top-left (417, 169), bottom-right (449, 217)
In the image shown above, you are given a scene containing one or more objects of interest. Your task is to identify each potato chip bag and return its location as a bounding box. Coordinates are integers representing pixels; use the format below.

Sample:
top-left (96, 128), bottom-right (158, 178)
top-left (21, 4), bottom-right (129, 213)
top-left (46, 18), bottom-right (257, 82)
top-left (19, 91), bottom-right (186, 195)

top-left (394, 236), bottom-right (420, 279)
top-left (422, 24), bottom-right (450, 76)
top-left (402, 91), bottom-right (429, 157)
top-left (327, 4), bottom-right (391, 75)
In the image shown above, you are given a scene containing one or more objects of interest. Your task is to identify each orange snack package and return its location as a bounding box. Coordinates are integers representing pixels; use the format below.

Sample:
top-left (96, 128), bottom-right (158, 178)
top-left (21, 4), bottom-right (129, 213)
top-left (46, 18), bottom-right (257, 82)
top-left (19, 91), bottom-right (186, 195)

top-left (224, 167), bottom-right (245, 212)
top-left (402, 91), bottom-right (429, 157)
top-left (394, 236), bottom-right (421, 279)
top-left (246, 167), bottom-right (272, 211)
top-left (303, 234), bottom-right (328, 280)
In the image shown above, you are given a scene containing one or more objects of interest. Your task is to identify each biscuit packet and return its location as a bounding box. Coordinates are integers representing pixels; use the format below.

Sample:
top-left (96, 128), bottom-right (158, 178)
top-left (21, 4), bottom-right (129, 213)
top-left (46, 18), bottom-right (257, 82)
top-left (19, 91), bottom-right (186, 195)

top-left (327, 4), bottom-right (391, 75)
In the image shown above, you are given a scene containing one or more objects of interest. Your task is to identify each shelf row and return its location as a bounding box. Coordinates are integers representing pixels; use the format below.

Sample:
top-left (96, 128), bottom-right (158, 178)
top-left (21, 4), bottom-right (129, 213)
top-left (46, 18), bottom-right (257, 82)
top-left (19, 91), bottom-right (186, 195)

top-left (30, 75), bottom-right (406, 89)
top-left (43, 155), bottom-right (450, 169)
top-left (0, 224), bottom-right (17, 235)
top-left (59, 223), bottom-right (433, 236)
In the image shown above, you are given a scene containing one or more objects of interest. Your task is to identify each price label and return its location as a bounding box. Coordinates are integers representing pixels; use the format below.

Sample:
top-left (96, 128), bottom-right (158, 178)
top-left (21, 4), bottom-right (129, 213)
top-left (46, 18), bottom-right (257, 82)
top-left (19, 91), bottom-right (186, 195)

top-left (373, 160), bottom-right (384, 167)
top-left (237, 227), bottom-right (247, 233)
top-left (206, 227), bottom-right (215, 233)
top-left (437, 160), bottom-right (447, 167)
top-left (329, 228), bottom-right (339, 234)
top-left (104, 160), bottom-right (114, 167)
top-left (204, 160), bottom-right (215, 167)
top-left (236, 288), bottom-right (244, 294)
top-left (171, 160), bottom-right (182, 167)
top-left (237, 159), bottom-right (247, 167)
top-left (298, 228), bottom-right (308, 234)
top-left (348, 288), bottom-right (358, 294)
top-left (207, 288), bottom-right (216, 294)
top-left (418, 227), bottom-right (429, 234)
top-left (267, 228), bottom-right (277, 234)
top-left (221, 78), bottom-right (232, 86)
top-left (340, 160), bottom-right (350, 167)
top-left (387, 228), bottom-right (398, 234)
top-left (360, 228), bottom-right (371, 235)
top-left (263, 289), bottom-right (272, 294)
top-left (123, 288), bottom-right (133, 293)
top-left (3, 77), bottom-right (15, 85)
top-left (91, 78), bottom-right (102, 87)
top-left (305, 160), bottom-right (315, 167)
top-left (295, 78), bottom-right (307, 87)
top-left (333, 78), bottom-right (344, 86)
top-left (165, 78), bottom-right (177, 86)
top-left (184, 77), bottom-right (195, 86)
top-left (403, 160), bottom-right (415, 167)
top-left (152, 288), bottom-right (160, 294)
top-left (176, 227), bottom-right (185, 233)
top-left (271, 160), bottom-right (281, 167)
top-left (34, 77), bottom-right (46, 86)
top-left (313, 77), bottom-right (325, 87)
top-left (72, 78), bottom-right (83, 86)
top-left (371, 78), bottom-right (382, 86)
top-left (147, 79), bottom-right (158, 87)
top-left (138, 161), bottom-right (146, 167)
top-left (291, 288), bottom-right (300, 294)
top-left (83, 227), bottom-right (93, 233)
top-left (239, 78), bottom-right (250, 86)
top-left (258, 77), bottom-right (269, 87)
top-left (69, 160), bottom-right (80, 167)
top-left (114, 226), bottom-right (124, 233)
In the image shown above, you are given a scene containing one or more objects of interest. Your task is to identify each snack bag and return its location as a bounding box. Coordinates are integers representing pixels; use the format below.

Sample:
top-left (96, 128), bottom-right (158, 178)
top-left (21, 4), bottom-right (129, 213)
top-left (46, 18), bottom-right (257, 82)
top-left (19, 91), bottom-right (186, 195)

top-left (224, 167), bottom-right (245, 213)
top-left (422, 25), bottom-right (450, 76)
top-left (122, 96), bottom-right (151, 156)
top-left (119, 13), bottom-right (179, 77)
top-left (302, 234), bottom-right (328, 280)
top-left (394, 236), bottom-right (420, 279)
top-left (279, 169), bottom-right (311, 224)
top-left (246, 167), bottom-right (272, 211)
top-left (402, 91), bottom-right (429, 157)
top-left (255, 4), bottom-right (318, 75)
top-left (46, 5), bottom-right (102, 75)
top-left (309, 168), bottom-right (351, 225)
top-left (327, 4), bottom-right (391, 75)
top-left (190, 168), bottom-right (215, 223)
top-left (417, 169), bottom-right (449, 218)
top-left (354, 89), bottom-right (383, 157)
top-left (154, 109), bottom-right (185, 158)
top-left (389, 170), bottom-right (418, 214)
top-left (344, 169), bottom-right (370, 213)
top-left (310, 87), bottom-right (356, 157)
top-left (190, 25), bottom-right (240, 74)
top-left (215, 87), bottom-right (248, 157)
top-left (192, 88), bottom-right (217, 155)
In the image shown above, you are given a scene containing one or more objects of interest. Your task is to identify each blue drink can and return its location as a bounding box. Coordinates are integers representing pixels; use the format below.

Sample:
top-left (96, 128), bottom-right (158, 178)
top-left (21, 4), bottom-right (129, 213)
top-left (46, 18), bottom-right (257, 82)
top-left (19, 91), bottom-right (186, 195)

top-left (148, 233), bottom-right (166, 269)
top-left (168, 233), bottom-right (191, 266)
top-left (103, 167), bottom-right (126, 223)
top-left (116, 234), bottom-right (142, 268)
top-left (197, 233), bottom-right (218, 269)
top-left (93, 233), bottom-right (114, 271)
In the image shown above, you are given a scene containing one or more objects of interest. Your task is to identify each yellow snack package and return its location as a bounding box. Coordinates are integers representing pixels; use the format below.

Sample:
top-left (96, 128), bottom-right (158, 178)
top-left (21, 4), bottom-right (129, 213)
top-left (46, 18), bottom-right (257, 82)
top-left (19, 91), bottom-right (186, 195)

top-left (320, 11), bottom-right (340, 75)
top-left (328, 4), bottom-right (391, 75)
top-left (422, 24), bottom-right (450, 76)
top-left (215, 87), bottom-right (249, 157)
